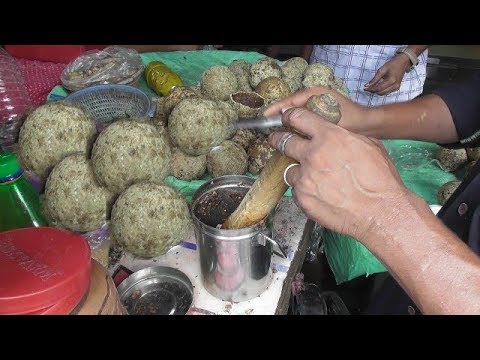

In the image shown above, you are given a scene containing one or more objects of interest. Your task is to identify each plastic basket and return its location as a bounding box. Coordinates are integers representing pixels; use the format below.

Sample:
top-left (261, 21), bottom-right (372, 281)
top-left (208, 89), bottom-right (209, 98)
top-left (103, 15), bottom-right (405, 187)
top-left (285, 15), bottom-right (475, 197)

top-left (65, 84), bottom-right (155, 131)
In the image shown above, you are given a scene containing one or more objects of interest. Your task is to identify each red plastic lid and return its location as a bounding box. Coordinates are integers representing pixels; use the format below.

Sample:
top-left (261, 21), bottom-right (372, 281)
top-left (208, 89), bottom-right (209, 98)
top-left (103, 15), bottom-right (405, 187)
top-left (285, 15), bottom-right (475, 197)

top-left (27, 288), bottom-right (87, 315)
top-left (0, 227), bottom-right (91, 315)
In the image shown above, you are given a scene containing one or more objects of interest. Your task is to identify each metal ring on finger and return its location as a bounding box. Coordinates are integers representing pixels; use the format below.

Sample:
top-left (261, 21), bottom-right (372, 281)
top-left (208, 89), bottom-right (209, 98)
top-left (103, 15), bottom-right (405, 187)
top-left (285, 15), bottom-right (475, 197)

top-left (279, 132), bottom-right (297, 156)
top-left (283, 163), bottom-right (300, 188)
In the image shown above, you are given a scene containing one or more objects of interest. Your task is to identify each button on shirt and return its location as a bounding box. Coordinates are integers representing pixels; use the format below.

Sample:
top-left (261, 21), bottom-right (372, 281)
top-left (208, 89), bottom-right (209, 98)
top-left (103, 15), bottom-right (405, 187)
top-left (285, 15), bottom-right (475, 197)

top-left (310, 45), bottom-right (428, 107)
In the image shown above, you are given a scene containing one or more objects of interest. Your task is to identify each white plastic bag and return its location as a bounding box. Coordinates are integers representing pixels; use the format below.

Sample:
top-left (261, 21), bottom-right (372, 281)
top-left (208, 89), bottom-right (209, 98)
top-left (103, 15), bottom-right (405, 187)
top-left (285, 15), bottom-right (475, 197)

top-left (0, 48), bottom-right (32, 151)
top-left (61, 46), bottom-right (144, 91)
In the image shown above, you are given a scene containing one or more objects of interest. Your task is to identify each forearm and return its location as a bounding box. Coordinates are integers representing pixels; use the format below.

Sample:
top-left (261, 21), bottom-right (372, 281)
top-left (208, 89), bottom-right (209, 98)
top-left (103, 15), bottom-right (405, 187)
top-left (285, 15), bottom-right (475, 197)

top-left (340, 94), bottom-right (459, 144)
top-left (362, 192), bottom-right (480, 314)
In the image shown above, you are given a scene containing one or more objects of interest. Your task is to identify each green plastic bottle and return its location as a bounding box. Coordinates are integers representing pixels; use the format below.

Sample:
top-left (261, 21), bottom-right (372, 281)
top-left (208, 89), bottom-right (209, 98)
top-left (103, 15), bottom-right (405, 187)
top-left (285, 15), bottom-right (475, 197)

top-left (0, 152), bottom-right (47, 232)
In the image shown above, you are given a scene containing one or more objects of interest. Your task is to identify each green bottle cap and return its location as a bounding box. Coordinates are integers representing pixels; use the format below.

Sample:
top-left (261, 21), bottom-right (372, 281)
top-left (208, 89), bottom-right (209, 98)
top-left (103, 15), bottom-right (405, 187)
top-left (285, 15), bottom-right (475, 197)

top-left (0, 152), bottom-right (23, 181)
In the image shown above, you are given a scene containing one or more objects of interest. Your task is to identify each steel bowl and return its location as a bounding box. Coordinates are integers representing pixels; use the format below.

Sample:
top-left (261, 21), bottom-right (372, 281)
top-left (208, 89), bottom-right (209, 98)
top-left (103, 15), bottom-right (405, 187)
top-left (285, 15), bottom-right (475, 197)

top-left (117, 266), bottom-right (193, 315)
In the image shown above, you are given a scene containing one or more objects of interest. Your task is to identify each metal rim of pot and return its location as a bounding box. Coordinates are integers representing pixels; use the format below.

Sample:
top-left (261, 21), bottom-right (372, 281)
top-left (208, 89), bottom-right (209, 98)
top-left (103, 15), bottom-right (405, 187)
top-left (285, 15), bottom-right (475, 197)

top-left (190, 175), bottom-right (287, 258)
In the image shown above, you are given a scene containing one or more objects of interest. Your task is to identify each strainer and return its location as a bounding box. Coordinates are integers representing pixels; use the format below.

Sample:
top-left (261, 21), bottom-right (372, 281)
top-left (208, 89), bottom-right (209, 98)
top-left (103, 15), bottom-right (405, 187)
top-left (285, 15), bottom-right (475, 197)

top-left (65, 84), bottom-right (155, 131)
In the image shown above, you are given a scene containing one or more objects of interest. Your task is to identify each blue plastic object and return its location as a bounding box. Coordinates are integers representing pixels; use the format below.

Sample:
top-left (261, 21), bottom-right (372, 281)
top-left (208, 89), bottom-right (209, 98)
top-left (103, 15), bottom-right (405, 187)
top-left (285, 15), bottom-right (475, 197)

top-left (65, 84), bottom-right (155, 131)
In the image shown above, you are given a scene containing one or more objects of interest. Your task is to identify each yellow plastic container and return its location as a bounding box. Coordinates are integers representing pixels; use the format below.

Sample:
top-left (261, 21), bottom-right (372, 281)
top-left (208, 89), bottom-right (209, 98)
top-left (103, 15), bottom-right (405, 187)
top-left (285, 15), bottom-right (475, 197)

top-left (145, 61), bottom-right (183, 96)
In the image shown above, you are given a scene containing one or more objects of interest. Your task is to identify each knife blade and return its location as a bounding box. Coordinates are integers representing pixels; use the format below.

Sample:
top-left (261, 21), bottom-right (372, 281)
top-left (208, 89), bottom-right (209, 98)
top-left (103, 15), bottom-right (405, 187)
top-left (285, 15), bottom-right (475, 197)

top-left (233, 115), bottom-right (283, 130)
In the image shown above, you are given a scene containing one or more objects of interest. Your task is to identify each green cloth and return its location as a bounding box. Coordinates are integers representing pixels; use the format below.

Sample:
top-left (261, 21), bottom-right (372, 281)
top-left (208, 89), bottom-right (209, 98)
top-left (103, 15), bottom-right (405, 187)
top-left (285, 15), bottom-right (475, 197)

top-left (323, 139), bottom-right (458, 284)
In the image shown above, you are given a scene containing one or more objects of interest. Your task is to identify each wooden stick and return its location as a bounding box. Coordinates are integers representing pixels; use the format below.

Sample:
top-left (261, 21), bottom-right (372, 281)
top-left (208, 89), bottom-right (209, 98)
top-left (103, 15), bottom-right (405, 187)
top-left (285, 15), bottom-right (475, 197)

top-left (223, 151), bottom-right (296, 229)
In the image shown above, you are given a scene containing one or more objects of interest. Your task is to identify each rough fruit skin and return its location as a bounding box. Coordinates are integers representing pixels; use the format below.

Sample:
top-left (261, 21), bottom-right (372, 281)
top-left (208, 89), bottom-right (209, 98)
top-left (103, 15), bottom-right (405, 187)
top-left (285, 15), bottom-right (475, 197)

top-left (153, 96), bottom-right (168, 128)
top-left (216, 101), bottom-right (238, 140)
top-left (163, 86), bottom-right (199, 116)
top-left (466, 147), bottom-right (480, 162)
top-left (170, 149), bottom-right (207, 180)
top-left (18, 102), bottom-right (96, 181)
top-left (91, 119), bottom-right (172, 195)
top-left (207, 140), bottom-right (248, 178)
top-left (168, 98), bottom-right (236, 156)
top-left (232, 128), bottom-right (257, 150)
top-left (282, 57), bottom-right (308, 92)
top-left (329, 77), bottom-right (349, 98)
top-left (437, 180), bottom-right (462, 205)
top-left (281, 57), bottom-right (308, 79)
top-left (111, 182), bottom-right (192, 258)
top-left (247, 137), bottom-right (276, 175)
top-left (283, 75), bottom-right (303, 93)
top-left (302, 63), bottom-right (334, 88)
top-left (436, 147), bottom-right (468, 172)
top-left (200, 66), bottom-right (238, 101)
top-left (229, 60), bottom-right (253, 92)
top-left (44, 153), bottom-right (113, 232)
top-left (249, 57), bottom-right (282, 88)
top-left (255, 76), bottom-right (291, 104)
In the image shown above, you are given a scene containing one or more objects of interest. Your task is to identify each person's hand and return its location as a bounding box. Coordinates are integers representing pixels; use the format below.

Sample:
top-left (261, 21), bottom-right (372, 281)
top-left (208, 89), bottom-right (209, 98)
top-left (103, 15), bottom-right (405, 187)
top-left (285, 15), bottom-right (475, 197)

top-left (263, 86), bottom-right (371, 137)
top-left (364, 54), bottom-right (412, 95)
top-left (268, 107), bottom-right (412, 241)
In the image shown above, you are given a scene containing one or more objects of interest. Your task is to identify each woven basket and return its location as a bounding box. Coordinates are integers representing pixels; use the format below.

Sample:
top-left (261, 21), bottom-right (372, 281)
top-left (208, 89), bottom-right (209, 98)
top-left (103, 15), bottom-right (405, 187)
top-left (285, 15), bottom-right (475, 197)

top-left (65, 84), bottom-right (155, 131)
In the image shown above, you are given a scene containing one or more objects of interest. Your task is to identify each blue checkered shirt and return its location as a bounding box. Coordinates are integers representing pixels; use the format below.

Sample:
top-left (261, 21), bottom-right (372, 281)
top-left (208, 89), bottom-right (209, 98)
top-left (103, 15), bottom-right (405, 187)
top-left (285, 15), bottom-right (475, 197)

top-left (310, 45), bottom-right (428, 106)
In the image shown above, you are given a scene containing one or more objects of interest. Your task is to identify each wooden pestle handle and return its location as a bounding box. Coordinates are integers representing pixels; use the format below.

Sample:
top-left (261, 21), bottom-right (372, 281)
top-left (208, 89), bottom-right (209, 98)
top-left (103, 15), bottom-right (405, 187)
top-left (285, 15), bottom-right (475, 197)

top-left (223, 93), bottom-right (341, 230)
top-left (223, 151), bottom-right (296, 229)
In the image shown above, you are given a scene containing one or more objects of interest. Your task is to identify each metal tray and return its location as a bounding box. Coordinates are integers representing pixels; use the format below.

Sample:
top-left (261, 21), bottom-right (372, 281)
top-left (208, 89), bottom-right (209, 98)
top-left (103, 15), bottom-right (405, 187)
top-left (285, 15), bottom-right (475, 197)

top-left (117, 266), bottom-right (193, 315)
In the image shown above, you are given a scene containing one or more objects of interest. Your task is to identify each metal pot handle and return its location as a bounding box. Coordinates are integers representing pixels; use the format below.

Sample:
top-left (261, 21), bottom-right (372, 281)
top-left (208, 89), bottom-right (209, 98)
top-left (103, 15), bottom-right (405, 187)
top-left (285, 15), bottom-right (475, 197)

top-left (261, 234), bottom-right (288, 258)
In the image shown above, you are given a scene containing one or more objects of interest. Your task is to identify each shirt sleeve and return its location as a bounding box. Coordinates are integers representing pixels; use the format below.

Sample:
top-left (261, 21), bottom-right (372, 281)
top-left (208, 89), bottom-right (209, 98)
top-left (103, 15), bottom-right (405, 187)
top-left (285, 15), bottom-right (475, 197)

top-left (432, 71), bottom-right (480, 148)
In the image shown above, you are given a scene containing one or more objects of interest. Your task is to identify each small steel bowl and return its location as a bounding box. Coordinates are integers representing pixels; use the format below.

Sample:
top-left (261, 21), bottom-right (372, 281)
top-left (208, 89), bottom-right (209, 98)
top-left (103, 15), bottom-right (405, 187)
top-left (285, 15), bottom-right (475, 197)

top-left (117, 266), bottom-right (193, 315)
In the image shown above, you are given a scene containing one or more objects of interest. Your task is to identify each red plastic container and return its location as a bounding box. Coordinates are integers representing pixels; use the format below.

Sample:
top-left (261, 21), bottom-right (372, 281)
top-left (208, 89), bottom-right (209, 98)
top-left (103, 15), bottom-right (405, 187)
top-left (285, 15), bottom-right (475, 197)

top-left (0, 227), bottom-right (92, 315)
top-left (28, 290), bottom-right (86, 315)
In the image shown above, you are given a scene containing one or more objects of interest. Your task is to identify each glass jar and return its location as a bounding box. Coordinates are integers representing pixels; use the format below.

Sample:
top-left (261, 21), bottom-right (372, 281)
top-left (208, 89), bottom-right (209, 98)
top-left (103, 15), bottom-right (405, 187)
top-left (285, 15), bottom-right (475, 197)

top-left (145, 61), bottom-right (183, 97)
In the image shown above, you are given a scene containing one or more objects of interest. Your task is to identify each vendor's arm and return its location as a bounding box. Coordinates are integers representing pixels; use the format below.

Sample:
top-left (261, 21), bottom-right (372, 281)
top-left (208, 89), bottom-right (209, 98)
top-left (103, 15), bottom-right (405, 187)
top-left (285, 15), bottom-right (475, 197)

top-left (360, 191), bottom-right (480, 315)
top-left (268, 108), bottom-right (480, 314)
top-left (265, 72), bottom-right (480, 147)
top-left (351, 72), bottom-right (480, 147)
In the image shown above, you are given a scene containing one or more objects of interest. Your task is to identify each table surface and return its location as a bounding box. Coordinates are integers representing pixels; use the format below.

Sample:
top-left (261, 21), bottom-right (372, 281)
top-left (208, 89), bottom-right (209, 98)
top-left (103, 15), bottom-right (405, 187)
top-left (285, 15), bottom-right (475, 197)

top-left (111, 197), bottom-right (311, 315)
